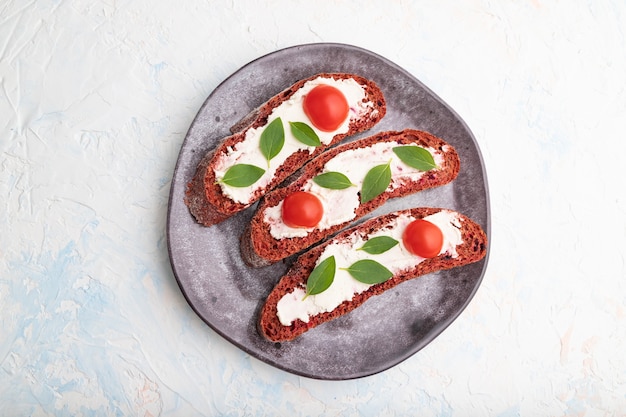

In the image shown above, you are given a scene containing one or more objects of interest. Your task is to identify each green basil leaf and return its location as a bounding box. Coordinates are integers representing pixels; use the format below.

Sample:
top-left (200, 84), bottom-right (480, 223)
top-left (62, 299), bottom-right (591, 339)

top-left (342, 259), bottom-right (393, 285)
top-left (260, 117), bottom-right (285, 164)
top-left (360, 161), bottom-right (391, 203)
top-left (312, 172), bottom-right (354, 190)
top-left (392, 146), bottom-right (437, 171)
top-left (304, 256), bottom-right (336, 298)
top-left (289, 121), bottom-right (321, 147)
top-left (220, 164), bottom-right (265, 187)
top-left (357, 236), bottom-right (399, 254)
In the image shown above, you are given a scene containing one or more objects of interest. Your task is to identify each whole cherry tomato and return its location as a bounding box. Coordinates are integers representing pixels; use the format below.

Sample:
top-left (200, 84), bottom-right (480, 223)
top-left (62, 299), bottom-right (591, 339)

top-left (402, 219), bottom-right (444, 258)
top-left (281, 191), bottom-right (324, 228)
top-left (303, 85), bottom-right (349, 132)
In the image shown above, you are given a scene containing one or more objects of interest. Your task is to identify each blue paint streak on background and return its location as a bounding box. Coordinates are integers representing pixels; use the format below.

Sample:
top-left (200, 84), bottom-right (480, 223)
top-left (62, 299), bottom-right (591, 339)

top-left (1, 237), bottom-right (134, 416)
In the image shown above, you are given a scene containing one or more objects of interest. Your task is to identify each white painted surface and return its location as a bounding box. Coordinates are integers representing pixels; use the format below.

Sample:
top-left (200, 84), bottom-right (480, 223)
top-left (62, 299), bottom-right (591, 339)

top-left (1, 0), bottom-right (625, 415)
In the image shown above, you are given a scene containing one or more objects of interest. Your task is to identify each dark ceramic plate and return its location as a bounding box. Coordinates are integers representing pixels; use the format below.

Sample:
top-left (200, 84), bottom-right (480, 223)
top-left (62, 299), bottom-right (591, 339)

top-left (167, 43), bottom-right (490, 380)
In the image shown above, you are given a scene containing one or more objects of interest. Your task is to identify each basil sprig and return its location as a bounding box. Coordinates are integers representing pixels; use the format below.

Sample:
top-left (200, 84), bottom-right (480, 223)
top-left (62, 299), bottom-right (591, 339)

top-left (392, 146), bottom-right (437, 171)
top-left (360, 161), bottom-right (391, 203)
top-left (313, 172), bottom-right (354, 190)
top-left (289, 121), bottom-right (321, 147)
top-left (219, 164), bottom-right (265, 187)
top-left (341, 259), bottom-right (393, 285)
top-left (304, 256), bottom-right (336, 299)
top-left (357, 236), bottom-right (398, 254)
top-left (259, 117), bottom-right (285, 165)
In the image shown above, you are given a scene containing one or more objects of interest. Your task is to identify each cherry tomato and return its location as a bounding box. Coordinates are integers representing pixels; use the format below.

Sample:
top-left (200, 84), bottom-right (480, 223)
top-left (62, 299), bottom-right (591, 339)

top-left (402, 219), bottom-right (444, 258)
top-left (303, 85), bottom-right (349, 132)
top-left (282, 191), bottom-right (324, 228)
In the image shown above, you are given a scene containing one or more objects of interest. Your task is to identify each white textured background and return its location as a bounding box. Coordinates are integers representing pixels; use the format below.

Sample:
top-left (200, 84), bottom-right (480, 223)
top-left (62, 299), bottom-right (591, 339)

top-left (2, 0), bottom-right (625, 415)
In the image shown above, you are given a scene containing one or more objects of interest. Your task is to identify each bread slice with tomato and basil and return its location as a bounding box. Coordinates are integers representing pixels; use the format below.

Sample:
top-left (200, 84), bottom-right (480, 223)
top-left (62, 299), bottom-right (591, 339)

top-left (185, 73), bottom-right (386, 226)
top-left (240, 129), bottom-right (460, 267)
top-left (258, 207), bottom-right (487, 342)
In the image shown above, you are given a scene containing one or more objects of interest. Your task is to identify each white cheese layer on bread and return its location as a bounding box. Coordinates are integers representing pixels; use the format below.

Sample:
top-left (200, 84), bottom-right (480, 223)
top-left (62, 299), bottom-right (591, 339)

top-left (212, 76), bottom-right (374, 205)
top-left (276, 210), bottom-right (463, 326)
top-left (263, 141), bottom-right (447, 239)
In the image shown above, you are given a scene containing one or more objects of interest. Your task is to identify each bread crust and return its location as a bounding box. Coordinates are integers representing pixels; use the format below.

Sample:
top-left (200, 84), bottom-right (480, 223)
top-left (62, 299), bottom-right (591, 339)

top-left (258, 207), bottom-right (487, 342)
top-left (241, 129), bottom-right (460, 267)
top-left (184, 73), bottom-right (386, 226)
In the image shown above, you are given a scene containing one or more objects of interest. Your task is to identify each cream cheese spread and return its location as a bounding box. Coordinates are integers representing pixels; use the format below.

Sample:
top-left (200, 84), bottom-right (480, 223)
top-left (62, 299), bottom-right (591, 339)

top-left (263, 142), bottom-right (447, 239)
top-left (212, 76), bottom-right (374, 205)
top-left (275, 210), bottom-right (463, 326)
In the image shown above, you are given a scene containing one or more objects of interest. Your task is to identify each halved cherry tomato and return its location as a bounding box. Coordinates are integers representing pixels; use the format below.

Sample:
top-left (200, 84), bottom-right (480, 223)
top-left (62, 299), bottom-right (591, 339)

top-left (303, 85), bottom-right (349, 132)
top-left (281, 191), bottom-right (324, 228)
top-left (402, 219), bottom-right (444, 258)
